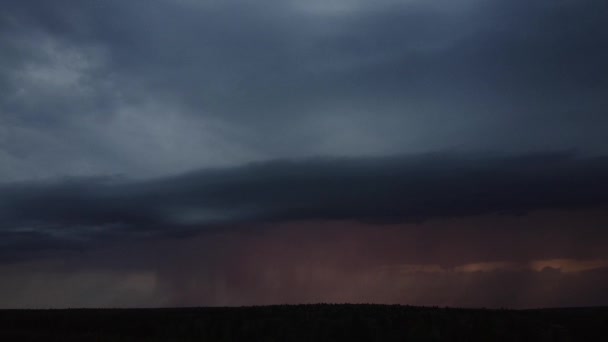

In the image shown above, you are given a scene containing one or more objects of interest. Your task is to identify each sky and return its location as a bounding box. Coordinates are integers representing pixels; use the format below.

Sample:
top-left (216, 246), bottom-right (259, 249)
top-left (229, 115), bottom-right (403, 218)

top-left (1, 0), bottom-right (607, 308)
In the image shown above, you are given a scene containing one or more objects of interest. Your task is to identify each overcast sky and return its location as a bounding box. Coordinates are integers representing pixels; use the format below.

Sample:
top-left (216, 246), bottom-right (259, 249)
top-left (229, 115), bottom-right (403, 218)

top-left (1, 0), bottom-right (608, 308)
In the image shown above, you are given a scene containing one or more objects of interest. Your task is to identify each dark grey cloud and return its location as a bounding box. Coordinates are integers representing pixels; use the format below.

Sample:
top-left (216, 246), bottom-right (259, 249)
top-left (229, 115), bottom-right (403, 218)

top-left (2, 152), bottom-right (608, 260)
top-left (1, 0), bottom-right (608, 181)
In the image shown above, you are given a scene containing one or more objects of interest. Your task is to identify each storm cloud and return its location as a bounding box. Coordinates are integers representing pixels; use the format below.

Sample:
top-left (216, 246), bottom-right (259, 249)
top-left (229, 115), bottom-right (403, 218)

top-left (1, 0), bottom-right (608, 180)
top-left (1, 0), bottom-right (608, 308)
top-left (1, 153), bottom-right (608, 261)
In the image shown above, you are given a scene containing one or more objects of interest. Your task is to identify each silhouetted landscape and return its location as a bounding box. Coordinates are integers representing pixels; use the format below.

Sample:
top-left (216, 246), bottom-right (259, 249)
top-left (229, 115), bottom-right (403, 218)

top-left (1, 305), bottom-right (607, 341)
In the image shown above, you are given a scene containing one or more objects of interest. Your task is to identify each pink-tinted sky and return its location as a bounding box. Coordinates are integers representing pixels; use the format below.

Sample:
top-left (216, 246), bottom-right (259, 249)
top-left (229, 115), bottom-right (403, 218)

top-left (2, 206), bottom-right (607, 308)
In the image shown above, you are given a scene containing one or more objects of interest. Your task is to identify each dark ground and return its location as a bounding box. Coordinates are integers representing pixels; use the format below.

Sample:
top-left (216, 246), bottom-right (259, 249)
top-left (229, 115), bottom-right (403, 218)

top-left (0, 304), bottom-right (606, 341)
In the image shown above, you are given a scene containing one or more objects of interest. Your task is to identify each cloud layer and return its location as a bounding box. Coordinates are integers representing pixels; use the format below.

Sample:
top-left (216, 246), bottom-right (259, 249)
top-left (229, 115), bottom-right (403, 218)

top-left (2, 153), bottom-right (608, 261)
top-left (2, 0), bottom-right (608, 180)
